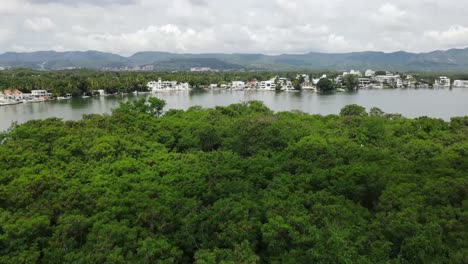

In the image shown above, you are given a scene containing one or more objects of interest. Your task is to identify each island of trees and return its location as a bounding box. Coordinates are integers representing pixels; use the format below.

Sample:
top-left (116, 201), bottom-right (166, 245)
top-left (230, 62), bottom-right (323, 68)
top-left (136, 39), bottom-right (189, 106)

top-left (0, 100), bottom-right (466, 263)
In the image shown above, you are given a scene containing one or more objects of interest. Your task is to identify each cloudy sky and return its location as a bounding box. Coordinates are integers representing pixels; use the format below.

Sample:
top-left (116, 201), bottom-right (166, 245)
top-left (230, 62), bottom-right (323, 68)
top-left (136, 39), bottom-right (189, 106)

top-left (1, 0), bottom-right (467, 55)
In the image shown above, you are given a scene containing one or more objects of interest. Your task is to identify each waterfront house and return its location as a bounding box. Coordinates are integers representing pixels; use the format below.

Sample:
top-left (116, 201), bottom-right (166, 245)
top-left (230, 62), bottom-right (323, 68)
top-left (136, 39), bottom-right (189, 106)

top-left (31, 90), bottom-right (50, 98)
top-left (259, 79), bottom-right (276, 90)
top-left (231, 81), bottom-right (245, 90)
top-left (358, 78), bottom-right (371, 89)
top-left (246, 81), bottom-right (259, 89)
top-left (278, 78), bottom-right (294, 90)
top-left (312, 75), bottom-right (328, 85)
top-left (4, 89), bottom-right (26, 100)
top-left (297, 74), bottom-right (311, 86)
top-left (453, 80), bottom-right (468, 87)
top-left (434, 76), bottom-right (451, 87)
top-left (147, 78), bottom-right (190, 92)
top-left (96, 89), bottom-right (106, 96)
top-left (374, 75), bottom-right (402, 87)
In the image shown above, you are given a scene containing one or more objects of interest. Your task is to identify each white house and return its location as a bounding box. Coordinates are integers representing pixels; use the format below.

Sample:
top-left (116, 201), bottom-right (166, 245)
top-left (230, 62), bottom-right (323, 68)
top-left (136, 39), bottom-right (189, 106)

top-left (31, 90), bottom-right (50, 97)
top-left (343, 70), bottom-right (363, 77)
top-left (374, 75), bottom-right (402, 87)
top-left (365, 69), bottom-right (375, 77)
top-left (277, 78), bottom-right (294, 90)
top-left (434, 76), bottom-right (451, 87)
top-left (96, 89), bottom-right (106, 96)
top-left (147, 78), bottom-right (190, 92)
top-left (453, 80), bottom-right (468, 87)
top-left (3, 89), bottom-right (25, 100)
top-left (297, 74), bottom-right (311, 86)
top-left (259, 79), bottom-right (276, 90)
top-left (231, 81), bottom-right (245, 90)
top-left (358, 78), bottom-right (371, 89)
top-left (312, 74), bottom-right (328, 85)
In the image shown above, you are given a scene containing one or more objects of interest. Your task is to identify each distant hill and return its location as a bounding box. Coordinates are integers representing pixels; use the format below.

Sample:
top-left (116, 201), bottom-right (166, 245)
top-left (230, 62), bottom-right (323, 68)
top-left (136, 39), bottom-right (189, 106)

top-left (1, 48), bottom-right (468, 71)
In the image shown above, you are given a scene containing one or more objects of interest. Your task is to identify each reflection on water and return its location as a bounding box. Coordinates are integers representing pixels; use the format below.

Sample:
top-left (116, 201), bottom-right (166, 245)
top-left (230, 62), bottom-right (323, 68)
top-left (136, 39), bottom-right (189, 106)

top-left (1, 88), bottom-right (468, 131)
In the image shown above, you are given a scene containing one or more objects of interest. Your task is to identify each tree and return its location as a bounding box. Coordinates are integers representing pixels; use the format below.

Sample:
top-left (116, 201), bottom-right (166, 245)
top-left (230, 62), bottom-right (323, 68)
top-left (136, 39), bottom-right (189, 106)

top-left (317, 78), bottom-right (335, 92)
top-left (340, 104), bottom-right (368, 117)
top-left (147, 97), bottom-right (166, 117)
top-left (293, 75), bottom-right (305, 90)
top-left (369, 107), bottom-right (385, 117)
top-left (343, 74), bottom-right (359, 91)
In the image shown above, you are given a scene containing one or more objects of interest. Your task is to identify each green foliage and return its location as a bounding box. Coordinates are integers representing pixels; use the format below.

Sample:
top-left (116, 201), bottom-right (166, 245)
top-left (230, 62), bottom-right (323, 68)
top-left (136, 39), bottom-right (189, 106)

top-left (340, 104), bottom-right (368, 117)
top-left (0, 100), bottom-right (466, 263)
top-left (317, 78), bottom-right (335, 92)
top-left (343, 74), bottom-right (359, 91)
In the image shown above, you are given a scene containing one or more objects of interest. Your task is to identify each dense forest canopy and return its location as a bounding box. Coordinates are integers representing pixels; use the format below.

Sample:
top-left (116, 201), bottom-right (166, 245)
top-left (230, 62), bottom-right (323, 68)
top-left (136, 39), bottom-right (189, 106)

top-left (2, 68), bottom-right (468, 96)
top-left (0, 99), bottom-right (467, 263)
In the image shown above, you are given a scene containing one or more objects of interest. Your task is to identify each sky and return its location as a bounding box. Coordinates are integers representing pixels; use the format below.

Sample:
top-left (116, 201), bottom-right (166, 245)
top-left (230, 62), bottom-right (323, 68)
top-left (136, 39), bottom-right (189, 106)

top-left (1, 0), bottom-right (468, 55)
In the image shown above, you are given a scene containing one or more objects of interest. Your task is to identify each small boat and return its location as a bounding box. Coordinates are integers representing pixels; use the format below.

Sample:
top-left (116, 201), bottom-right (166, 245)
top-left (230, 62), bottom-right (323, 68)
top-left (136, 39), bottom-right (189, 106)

top-left (337, 88), bottom-right (346, 92)
top-left (0, 100), bottom-right (22, 106)
top-left (57, 95), bottom-right (72, 100)
top-left (25, 97), bottom-right (46, 103)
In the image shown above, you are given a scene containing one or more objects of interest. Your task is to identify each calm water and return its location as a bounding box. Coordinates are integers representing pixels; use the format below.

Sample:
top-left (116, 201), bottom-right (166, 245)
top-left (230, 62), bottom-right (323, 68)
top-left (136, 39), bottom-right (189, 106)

top-left (1, 88), bottom-right (468, 131)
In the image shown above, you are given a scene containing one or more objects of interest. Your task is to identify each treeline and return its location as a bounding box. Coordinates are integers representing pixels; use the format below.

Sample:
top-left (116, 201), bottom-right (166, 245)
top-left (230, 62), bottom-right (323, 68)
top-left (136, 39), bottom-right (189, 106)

top-left (2, 68), bottom-right (466, 97)
top-left (0, 69), bottom-right (297, 96)
top-left (0, 100), bottom-right (467, 263)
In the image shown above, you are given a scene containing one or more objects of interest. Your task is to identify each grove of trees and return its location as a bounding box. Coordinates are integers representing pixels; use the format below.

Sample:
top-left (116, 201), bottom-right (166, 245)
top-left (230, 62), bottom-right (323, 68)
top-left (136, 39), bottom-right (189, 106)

top-left (0, 99), bottom-right (467, 263)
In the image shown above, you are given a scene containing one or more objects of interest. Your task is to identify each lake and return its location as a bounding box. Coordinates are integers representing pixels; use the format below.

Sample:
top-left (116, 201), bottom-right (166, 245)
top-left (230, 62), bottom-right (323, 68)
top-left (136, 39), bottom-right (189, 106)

top-left (1, 88), bottom-right (468, 131)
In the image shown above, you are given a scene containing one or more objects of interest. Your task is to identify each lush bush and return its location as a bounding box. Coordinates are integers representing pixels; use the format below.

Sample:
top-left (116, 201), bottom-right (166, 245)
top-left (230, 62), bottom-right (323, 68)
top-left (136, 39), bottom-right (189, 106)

top-left (0, 101), bottom-right (466, 263)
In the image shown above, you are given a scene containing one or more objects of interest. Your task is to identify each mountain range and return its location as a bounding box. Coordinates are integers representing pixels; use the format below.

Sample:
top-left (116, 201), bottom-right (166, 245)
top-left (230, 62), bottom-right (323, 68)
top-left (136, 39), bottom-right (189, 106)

top-left (1, 48), bottom-right (468, 71)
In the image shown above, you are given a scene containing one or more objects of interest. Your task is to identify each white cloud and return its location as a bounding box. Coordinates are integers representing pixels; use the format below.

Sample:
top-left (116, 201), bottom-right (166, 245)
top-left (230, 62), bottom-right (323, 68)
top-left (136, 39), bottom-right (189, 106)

top-left (424, 25), bottom-right (468, 47)
top-left (0, 0), bottom-right (467, 54)
top-left (24, 17), bottom-right (56, 32)
top-left (370, 3), bottom-right (407, 28)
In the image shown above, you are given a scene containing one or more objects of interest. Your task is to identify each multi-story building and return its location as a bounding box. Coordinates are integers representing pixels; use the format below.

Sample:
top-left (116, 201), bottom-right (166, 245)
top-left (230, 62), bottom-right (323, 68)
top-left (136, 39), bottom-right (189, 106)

top-left (259, 79), bottom-right (276, 90)
top-left (358, 78), bottom-right (371, 89)
top-left (147, 78), bottom-right (190, 92)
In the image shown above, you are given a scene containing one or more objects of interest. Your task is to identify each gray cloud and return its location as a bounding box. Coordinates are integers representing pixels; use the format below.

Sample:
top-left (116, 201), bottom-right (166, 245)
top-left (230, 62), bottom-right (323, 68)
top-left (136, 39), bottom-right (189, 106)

top-left (1, 0), bottom-right (468, 55)
top-left (26, 0), bottom-right (137, 6)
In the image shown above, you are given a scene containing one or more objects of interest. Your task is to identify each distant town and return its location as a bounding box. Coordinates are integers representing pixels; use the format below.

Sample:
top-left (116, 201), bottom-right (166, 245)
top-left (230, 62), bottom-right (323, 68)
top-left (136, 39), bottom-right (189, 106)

top-left (146, 69), bottom-right (467, 93)
top-left (1, 68), bottom-right (468, 106)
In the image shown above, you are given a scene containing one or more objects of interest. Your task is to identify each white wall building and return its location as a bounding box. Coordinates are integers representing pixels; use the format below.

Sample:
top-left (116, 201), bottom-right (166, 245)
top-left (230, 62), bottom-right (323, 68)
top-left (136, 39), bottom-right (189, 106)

top-left (31, 90), bottom-right (50, 97)
top-left (297, 74), bottom-right (311, 86)
top-left (343, 70), bottom-right (363, 77)
top-left (365, 69), bottom-right (375, 77)
top-left (434, 76), bottom-right (451, 87)
top-left (312, 74), bottom-right (328, 85)
top-left (147, 78), bottom-right (190, 92)
top-left (259, 79), bottom-right (277, 90)
top-left (453, 80), bottom-right (468, 87)
top-left (277, 78), bottom-right (294, 90)
top-left (374, 75), bottom-right (402, 87)
top-left (231, 81), bottom-right (245, 90)
top-left (358, 78), bottom-right (371, 88)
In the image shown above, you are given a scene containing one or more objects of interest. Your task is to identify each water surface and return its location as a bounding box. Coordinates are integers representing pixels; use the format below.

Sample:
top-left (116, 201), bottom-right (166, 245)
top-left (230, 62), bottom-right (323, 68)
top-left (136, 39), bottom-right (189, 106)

top-left (1, 88), bottom-right (467, 131)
